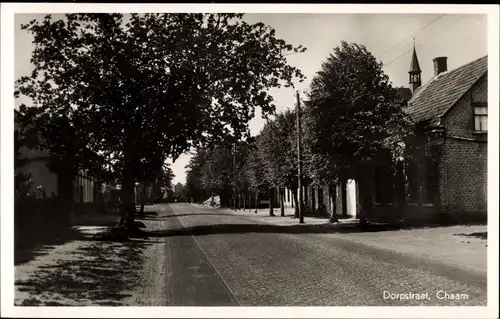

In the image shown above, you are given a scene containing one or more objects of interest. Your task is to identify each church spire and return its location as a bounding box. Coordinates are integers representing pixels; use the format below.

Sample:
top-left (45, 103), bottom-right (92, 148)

top-left (409, 39), bottom-right (422, 93)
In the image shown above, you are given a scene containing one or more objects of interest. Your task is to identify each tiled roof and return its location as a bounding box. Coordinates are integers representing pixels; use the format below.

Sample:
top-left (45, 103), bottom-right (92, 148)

top-left (396, 87), bottom-right (412, 102)
top-left (406, 55), bottom-right (488, 124)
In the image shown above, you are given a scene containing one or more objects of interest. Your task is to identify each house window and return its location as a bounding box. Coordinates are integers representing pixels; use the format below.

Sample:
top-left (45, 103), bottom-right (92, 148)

top-left (373, 164), bottom-right (395, 204)
top-left (474, 104), bottom-right (487, 132)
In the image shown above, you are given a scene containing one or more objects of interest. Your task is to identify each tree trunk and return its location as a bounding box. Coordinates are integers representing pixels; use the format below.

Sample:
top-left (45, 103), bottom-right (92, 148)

top-left (119, 156), bottom-right (139, 232)
top-left (139, 184), bottom-right (146, 218)
top-left (243, 192), bottom-right (246, 211)
top-left (292, 188), bottom-right (299, 218)
top-left (279, 188), bottom-right (285, 216)
top-left (304, 184), bottom-right (309, 208)
top-left (357, 173), bottom-right (372, 229)
top-left (57, 171), bottom-right (76, 227)
top-left (312, 187), bottom-right (316, 214)
top-left (341, 182), bottom-right (348, 218)
top-left (268, 188), bottom-right (275, 216)
top-left (395, 161), bottom-right (408, 224)
top-left (329, 184), bottom-right (339, 223)
top-left (254, 189), bottom-right (259, 213)
top-left (122, 181), bottom-right (137, 230)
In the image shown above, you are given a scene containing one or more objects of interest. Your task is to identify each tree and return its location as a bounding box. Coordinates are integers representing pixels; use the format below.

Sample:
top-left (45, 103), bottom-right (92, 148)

top-left (200, 142), bottom-right (235, 208)
top-left (243, 138), bottom-right (267, 213)
top-left (258, 110), bottom-right (303, 217)
top-left (158, 166), bottom-right (175, 202)
top-left (185, 148), bottom-right (209, 203)
top-left (305, 41), bottom-right (411, 226)
top-left (173, 182), bottom-right (187, 202)
top-left (233, 139), bottom-right (254, 210)
top-left (16, 13), bottom-right (306, 231)
top-left (136, 161), bottom-right (173, 216)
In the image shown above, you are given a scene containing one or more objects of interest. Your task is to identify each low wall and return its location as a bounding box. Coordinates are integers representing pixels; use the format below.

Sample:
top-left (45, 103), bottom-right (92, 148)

top-left (404, 205), bottom-right (437, 225)
top-left (367, 204), bottom-right (401, 223)
top-left (440, 209), bottom-right (487, 224)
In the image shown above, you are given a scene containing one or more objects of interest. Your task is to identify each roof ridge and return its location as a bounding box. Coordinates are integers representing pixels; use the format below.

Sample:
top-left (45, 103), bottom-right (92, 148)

top-left (406, 54), bottom-right (488, 123)
top-left (410, 54), bottom-right (487, 101)
top-left (443, 54), bottom-right (488, 77)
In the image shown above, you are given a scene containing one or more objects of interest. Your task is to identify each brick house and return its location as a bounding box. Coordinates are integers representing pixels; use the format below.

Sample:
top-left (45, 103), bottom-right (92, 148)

top-left (370, 48), bottom-right (488, 224)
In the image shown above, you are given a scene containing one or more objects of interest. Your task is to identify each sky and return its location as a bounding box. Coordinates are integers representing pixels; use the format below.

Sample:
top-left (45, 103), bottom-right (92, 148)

top-left (14, 13), bottom-right (488, 185)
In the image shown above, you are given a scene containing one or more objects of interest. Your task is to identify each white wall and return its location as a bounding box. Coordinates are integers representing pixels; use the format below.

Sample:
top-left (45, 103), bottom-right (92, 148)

top-left (346, 179), bottom-right (357, 217)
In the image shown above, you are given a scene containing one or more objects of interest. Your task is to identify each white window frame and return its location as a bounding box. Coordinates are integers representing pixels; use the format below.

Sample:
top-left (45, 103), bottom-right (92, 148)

top-left (473, 103), bottom-right (487, 132)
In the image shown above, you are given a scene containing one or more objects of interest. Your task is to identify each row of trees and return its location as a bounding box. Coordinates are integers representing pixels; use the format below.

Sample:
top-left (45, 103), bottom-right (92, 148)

top-left (15, 13), bottom-right (306, 232)
top-left (184, 41), bottom-right (412, 224)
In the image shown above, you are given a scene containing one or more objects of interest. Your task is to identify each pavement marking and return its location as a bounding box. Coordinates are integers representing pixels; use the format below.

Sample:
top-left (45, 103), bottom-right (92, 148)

top-left (190, 230), bottom-right (242, 306)
top-left (166, 204), bottom-right (240, 306)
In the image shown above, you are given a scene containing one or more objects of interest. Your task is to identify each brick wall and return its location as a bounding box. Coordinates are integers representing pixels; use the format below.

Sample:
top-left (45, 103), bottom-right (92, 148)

top-left (442, 139), bottom-right (487, 217)
top-left (471, 73), bottom-right (488, 104)
top-left (441, 75), bottom-right (488, 220)
top-left (445, 75), bottom-right (487, 139)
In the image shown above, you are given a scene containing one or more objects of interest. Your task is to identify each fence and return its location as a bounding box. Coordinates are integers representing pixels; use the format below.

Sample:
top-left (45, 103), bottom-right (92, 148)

top-left (14, 196), bottom-right (64, 251)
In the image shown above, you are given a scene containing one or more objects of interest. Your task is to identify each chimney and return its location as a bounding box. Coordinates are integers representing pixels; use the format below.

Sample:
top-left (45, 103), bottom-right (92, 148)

top-left (433, 57), bottom-right (448, 76)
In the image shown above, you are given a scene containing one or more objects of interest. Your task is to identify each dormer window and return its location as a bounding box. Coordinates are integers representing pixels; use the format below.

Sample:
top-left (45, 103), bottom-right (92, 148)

top-left (473, 103), bottom-right (487, 132)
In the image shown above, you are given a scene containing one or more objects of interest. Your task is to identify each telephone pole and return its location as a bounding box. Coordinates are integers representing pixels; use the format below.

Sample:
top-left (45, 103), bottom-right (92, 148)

top-left (296, 91), bottom-right (304, 224)
top-left (233, 142), bottom-right (237, 210)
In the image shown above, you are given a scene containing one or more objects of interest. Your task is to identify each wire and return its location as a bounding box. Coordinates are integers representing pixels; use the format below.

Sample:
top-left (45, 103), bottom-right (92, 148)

top-left (384, 48), bottom-right (413, 67)
top-left (284, 51), bottom-right (304, 57)
top-left (381, 14), bottom-right (445, 58)
top-left (383, 15), bottom-right (466, 67)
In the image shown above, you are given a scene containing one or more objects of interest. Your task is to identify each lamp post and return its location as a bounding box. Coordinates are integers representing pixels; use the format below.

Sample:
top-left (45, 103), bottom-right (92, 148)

top-left (233, 142), bottom-right (237, 210)
top-left (296, 91), bottom-right (304, 224)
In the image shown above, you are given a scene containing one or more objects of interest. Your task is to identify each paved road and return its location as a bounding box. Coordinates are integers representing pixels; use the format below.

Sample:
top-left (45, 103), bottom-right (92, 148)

top-left (155, 203), bottom-right (487, 306)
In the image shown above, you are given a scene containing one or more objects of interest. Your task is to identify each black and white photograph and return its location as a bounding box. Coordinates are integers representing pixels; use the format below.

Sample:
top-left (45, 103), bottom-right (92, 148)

top-left (1, 3), bottom-right (498, 318)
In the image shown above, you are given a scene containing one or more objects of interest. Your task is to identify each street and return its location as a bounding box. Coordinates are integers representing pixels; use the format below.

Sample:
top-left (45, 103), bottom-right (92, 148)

top-left (6, 9), bottom-right (495, 318)
top-left (146, 203), bottom-right (487, 306)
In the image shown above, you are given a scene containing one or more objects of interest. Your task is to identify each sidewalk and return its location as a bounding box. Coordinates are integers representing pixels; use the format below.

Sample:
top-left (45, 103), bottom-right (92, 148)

top-left (214, 205), bottom-right (488, 275)
top-left (14, 207), bottom-right (167, 306)
top-left (337, 224), bottom-right (488, 275)
top-left (210, 205), bottom-right (357, 226)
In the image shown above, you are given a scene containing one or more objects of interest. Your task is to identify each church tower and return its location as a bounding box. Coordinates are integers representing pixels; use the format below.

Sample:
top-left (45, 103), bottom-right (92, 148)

top-left (409, 39), bottom-right (422, 94)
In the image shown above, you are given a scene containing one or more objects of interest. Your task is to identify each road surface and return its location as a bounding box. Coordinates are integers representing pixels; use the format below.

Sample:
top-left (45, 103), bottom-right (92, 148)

top-left (149, 203), bottom-right (487, 306)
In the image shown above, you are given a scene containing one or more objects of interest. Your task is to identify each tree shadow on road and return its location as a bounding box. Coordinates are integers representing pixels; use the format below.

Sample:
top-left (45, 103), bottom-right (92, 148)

top-left (150, 212), bottom-right (244, 220)
top-left (15, 239), bottom-right (154, 306)
top-left (454, 232), bottom-right (487, 240)
top-left (15, 211), bottom-right (124, 266)
top-left (15, 227), bottom-right (88, 266)
top-left (143, 222), bottom-right (404, 237)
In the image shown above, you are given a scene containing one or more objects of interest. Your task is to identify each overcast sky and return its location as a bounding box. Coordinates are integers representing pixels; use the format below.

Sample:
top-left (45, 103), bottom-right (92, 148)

top-left (14, 13), bottom-right (487, 185)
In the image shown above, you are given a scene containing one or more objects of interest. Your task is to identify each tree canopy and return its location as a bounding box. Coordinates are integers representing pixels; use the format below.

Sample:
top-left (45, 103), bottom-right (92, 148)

top-left (15, 13), bottom-right (306, 229)
top-left (304, 41), bottom-right (411, 183)
top-left (258, 110), bottom-right (300, 190)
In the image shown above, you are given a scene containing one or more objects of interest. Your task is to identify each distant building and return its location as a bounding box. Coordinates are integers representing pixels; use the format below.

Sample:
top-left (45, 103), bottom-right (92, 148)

top-left (15, 120), bottom-right (57, 198)
top-left (15, 113), bottom-right (96, 207)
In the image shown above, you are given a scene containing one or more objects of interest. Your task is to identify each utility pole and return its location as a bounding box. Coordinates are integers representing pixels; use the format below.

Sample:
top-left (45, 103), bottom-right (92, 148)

top-left (233, 142), bottom-right (237, 210)
top-left (296, 91), bottom-right (304, 224)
